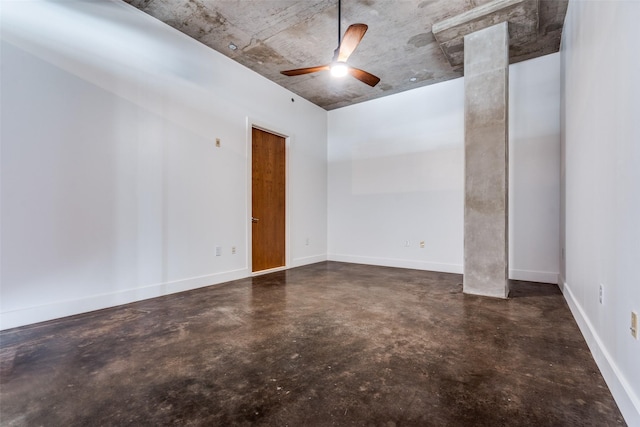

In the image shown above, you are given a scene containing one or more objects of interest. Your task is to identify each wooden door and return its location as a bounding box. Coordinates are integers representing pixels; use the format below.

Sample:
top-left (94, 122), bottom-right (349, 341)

top-left (252, 128), bottom-right (286, 272)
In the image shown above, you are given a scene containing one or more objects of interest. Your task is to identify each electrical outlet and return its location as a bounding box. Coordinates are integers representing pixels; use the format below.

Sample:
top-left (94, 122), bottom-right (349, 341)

top-left (231, 246), bottom-right (236, 255)
top-left (420, 241), bottom-right (425, 248)
top-left (215, 246), bottom-right (222, 256)
top-left (599, 284), bottom-right (604, 304)
top-left (215, 138), bottom-right (221, 147)
top-left (405, 240), bottom-right (410, 247)
top-left (631, 312), bottom-right (638, 339)
top-left (305, 237), bottom-right (310, 246)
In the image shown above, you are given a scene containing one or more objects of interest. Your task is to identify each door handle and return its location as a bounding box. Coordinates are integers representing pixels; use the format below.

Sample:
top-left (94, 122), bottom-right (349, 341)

top-left (252, 217), bottom-right (259, 223)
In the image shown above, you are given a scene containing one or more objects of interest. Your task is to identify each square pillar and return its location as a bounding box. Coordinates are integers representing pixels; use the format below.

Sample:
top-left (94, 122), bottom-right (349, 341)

top-left (463, 22), bottom-right (509, 298)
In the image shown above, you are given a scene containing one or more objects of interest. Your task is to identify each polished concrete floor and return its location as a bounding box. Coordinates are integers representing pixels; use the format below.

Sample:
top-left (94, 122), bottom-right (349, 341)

top-left (0, 262), bottom-right (625, 426)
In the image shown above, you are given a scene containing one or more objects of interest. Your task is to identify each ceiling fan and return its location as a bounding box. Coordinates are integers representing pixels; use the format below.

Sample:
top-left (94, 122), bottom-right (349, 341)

top-left (280, 0), bottom-right (380, 87)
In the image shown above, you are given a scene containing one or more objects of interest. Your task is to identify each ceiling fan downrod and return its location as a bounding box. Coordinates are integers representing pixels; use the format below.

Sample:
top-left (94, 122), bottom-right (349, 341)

top-left (338, 0), bottom-right (342, 45)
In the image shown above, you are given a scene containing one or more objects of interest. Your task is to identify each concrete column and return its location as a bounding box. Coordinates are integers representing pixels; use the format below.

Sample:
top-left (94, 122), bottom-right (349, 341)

top-left (463, 22), bottom-right (509, 298)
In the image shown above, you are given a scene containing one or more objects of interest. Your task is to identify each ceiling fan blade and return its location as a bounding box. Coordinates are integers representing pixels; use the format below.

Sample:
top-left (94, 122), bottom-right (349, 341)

top-left (337, 24), bottom-right (368, 62)
top-left (349, 67), bottom-right (380, 87)
top-left (281, 65), bottom-right (330, 76)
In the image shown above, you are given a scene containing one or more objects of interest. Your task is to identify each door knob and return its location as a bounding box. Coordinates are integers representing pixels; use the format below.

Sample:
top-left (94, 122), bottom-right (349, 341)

top-left (252, 217), bottom-right (259, 223)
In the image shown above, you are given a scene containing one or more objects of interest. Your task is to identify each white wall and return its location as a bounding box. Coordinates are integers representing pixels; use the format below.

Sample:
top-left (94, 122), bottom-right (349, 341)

top-left (328, 54), bottom-right (560, 283)
top-left (328, 78), bottom-right (465, 273)
top-left (0, 0), bottom-right (328, 330)
top-left (509, 54), bottom-right (561, 283)
top-left (560, 0), bottom-right (640, 424)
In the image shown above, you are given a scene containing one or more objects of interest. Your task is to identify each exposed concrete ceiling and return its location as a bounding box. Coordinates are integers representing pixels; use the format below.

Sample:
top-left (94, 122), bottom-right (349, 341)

top-left (125, 0), bottom-right (567, 110)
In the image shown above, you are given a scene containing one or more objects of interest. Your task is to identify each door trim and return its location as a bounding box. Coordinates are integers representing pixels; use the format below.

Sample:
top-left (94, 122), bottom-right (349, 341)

top-left (246, 117), bottom-right (291, 275)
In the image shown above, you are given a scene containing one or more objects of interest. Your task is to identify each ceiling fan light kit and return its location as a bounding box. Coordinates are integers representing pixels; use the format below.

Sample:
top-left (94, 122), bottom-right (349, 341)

top-left (280, 0), bottom-right (380, 87)
top-left (330, 62), bottom-right (349, 78)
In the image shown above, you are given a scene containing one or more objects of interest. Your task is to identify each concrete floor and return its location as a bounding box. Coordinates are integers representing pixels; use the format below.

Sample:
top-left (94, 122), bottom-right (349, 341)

top-left (0, 262), bottom-right (625, 426)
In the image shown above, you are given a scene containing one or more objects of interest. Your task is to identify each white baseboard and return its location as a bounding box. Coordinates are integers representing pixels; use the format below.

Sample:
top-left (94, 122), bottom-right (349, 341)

top-left (291, 254), bottom-right (327, 268)
top-left (0, 268), bottom-right (249, 331)
top-left (509, 269), bottom-right (559, 284)
top-left (327, 253), bottom-right (463, 274)
top-left (562, 280), bottom-right (640, 426)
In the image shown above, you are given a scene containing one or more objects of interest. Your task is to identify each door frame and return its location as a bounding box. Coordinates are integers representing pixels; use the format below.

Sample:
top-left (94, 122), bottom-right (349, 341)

top-left (246, 117), bottom-right (291, 275)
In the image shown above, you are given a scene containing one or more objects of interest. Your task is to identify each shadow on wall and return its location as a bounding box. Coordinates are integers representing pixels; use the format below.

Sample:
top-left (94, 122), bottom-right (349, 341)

top-left (1, 0), bottom-right (246, 140)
